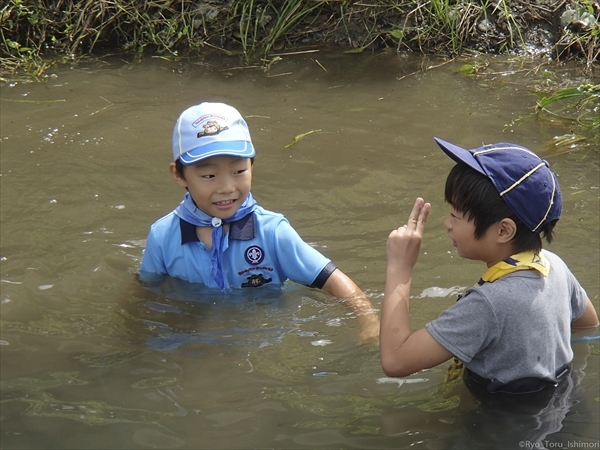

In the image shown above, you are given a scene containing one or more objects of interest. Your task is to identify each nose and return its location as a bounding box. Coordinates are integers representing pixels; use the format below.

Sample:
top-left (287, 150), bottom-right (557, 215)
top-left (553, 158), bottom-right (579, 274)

top-left (215, 174), bottom-right (235, 194)
top-left (443, 215), bottom-right (452, 230)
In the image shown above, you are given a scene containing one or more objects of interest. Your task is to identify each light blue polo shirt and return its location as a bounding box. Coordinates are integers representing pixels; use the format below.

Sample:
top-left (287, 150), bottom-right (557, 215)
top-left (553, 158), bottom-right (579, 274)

top-left (139, 206), bottom-right (337, 290)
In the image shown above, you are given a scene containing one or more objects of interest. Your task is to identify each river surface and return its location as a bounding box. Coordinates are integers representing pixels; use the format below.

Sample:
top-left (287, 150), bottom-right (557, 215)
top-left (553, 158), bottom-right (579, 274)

top-left (1, 51), bottom-right (599, 449)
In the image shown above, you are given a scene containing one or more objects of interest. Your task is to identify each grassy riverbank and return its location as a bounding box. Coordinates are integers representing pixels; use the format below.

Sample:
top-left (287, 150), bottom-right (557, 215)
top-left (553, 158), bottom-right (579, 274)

top-left (1, 0), bottom-right (598, 79)
top-left (1, 0), bottom-right (598, 142)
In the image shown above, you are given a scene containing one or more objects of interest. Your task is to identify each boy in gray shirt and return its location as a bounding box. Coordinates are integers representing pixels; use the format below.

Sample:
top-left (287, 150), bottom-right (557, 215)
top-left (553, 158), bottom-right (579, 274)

top-left (380, 138), bottom-right (598, 394)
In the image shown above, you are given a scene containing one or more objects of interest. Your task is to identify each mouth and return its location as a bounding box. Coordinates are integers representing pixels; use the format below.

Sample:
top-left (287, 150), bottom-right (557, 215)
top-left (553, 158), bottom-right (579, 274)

top-left (447, 233), bottom-right (456, 247)
top-left (213, 199), bottom-right (237, 208)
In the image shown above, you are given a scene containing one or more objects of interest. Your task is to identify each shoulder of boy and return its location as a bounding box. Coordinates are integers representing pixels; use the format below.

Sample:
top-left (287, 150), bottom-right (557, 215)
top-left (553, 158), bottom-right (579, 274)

top-left (253, 205), bottom-right (283, 218)
top-left (150, 211), bottom-right (179, 231)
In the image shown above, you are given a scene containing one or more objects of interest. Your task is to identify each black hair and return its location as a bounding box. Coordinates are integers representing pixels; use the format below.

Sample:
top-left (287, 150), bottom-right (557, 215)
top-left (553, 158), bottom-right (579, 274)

top-left (444, 163), bottom-right (557, 253)
top-left (174, 157), bottom-right (254, 180)
top-left (175, 159), bottom-right (186, 180)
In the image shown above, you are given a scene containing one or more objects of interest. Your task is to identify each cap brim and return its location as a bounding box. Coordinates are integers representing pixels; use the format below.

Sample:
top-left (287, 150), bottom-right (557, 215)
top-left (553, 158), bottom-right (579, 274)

top-left (179, 140), bottom-right (255, 165)
top-left (434, 137), bottom-right (485, 175)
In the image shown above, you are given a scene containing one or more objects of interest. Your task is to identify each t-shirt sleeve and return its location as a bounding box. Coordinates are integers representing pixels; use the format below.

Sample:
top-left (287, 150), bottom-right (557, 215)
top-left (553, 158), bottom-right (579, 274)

top-left (425, 289), bottom-right (499, 363)
top-left (138, 225), bottom-right (168, 285)
top-left (568, 269), bottom-right (590, 321)
top-left (270, 218), bottom-right (335, 288)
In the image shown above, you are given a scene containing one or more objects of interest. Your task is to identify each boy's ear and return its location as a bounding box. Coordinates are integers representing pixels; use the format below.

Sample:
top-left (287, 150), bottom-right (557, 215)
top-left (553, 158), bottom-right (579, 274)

top-left (497, 218), bottom-right (517, 243)
top-left (169, 162), bottom-right (188, 188)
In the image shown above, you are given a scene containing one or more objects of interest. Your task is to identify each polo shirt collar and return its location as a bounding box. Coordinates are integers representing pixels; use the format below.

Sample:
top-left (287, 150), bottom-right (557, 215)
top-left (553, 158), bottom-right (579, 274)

top-left (179, 213), bottom-right (256, 244)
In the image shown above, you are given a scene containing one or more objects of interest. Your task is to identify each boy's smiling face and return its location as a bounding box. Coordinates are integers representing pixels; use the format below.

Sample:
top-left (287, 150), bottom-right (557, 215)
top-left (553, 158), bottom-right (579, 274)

top-left (171, 155), bottom-right (253, 220)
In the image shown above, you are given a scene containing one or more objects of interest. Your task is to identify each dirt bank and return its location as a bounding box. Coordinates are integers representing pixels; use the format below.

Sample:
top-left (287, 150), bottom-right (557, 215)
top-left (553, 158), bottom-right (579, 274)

top-left (318, 0), bottom-right (597, 60)
top-left (1, 0), bottom-right (598, 78)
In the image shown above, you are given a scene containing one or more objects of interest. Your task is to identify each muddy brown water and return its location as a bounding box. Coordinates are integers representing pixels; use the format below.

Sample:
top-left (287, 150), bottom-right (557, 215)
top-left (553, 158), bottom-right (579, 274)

top-left (1, 52), bottom-right (598, 449)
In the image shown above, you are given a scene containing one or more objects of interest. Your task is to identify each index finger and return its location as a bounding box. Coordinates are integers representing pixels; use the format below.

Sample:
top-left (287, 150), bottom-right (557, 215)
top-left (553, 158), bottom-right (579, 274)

top-left (407, 197), bottom-right (430, 231)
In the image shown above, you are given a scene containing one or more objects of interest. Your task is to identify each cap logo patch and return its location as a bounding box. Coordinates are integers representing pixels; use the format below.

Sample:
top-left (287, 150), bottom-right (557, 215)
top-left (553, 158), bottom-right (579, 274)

top-left (197, 120), bottom-right (229, 138)
top-left (192, 113), bottom-right (227, 128)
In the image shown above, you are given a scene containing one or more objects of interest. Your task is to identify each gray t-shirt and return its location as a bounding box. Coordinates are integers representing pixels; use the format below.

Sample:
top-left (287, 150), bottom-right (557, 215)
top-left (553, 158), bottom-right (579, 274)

top-left (426, 250), bottom-right (588, 386)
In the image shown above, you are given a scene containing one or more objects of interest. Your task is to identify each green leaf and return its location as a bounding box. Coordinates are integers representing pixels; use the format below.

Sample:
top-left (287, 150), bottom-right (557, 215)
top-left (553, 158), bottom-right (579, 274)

top-left (459, 63), bottom-right (475, 74)
top-left (27, 13), bottom-right (39, 26)
top-left (390, 30), bottom-right (403, 39)
top-left (284, 129), bottom-right (322, 148)
top-left (537, 87), bottom-right (584, 108)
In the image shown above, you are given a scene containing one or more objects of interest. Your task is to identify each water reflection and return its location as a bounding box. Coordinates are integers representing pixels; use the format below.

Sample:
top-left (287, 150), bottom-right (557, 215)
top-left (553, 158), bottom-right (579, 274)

top-left (1, 52), bottom-right (598, 449)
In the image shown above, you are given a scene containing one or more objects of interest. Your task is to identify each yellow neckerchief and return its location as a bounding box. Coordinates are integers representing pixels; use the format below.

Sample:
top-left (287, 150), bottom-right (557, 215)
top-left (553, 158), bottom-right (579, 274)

top-left (444, 251), bottom-right (550, 383)
top-left (477, 251), bottom-right (549, 285)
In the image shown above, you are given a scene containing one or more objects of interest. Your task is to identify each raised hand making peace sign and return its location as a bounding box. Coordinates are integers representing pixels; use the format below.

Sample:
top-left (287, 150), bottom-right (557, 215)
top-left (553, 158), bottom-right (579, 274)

top-left (386, 197), bottom-right (431, 277)
top-left (380, 197), bottom-right (453, 378)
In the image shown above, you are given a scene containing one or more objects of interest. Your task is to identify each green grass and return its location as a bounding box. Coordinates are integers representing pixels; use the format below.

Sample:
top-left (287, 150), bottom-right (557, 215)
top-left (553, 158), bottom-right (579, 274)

top-left (1, 0), bottom-right (598, 81)
top-left (536, 84), bottom-right (600, 139)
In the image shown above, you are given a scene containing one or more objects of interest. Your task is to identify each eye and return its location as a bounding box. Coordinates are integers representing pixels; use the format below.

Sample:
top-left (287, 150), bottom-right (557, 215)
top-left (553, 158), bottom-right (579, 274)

top-left (201, 174), bottom-right (215, 179)
top-left (234, 168), bottom-right (247, 175)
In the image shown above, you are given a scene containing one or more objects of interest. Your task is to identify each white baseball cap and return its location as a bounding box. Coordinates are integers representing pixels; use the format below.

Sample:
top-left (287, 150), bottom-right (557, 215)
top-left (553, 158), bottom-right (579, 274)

top-left (172, 102), bottom-right (256, 165)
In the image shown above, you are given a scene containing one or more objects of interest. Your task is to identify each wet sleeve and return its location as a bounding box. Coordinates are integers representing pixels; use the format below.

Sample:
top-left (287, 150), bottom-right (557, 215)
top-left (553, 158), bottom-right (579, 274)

top-left (426, 289), bottom-right (499, 363)
top-left (271, 218), bottom-right (336, 288)
top-left (310, 262), bottom-right (338, 289)
top-left (568, 269), bottom-right (590, 321)
top-left (138, 226), bottom-right (168, 285)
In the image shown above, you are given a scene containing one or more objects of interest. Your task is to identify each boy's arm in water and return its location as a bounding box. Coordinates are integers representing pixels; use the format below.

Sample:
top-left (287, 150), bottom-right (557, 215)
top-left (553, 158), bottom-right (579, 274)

top-left (380, 198), bottom-right (453, 377)
top-left (572, 298), bottom-right (599, 329)
top-left (322, 269), bottom-right (380, 345)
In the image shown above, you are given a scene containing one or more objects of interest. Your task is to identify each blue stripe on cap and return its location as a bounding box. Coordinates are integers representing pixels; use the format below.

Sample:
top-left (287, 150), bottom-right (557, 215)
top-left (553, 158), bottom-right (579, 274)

top-left (179, 140), bottom-right (255, 165)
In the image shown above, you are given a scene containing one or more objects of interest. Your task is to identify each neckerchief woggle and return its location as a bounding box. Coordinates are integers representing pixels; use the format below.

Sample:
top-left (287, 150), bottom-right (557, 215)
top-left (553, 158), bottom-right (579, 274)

top-left (174, 192), bottom-right (257, 290)
top-left (444, 251), bottom-right (550, 383)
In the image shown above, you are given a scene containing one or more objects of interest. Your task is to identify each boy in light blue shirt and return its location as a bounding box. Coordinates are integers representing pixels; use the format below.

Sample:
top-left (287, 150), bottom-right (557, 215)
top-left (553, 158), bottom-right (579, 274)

top-left (139, 102), bottom-right (378, 342)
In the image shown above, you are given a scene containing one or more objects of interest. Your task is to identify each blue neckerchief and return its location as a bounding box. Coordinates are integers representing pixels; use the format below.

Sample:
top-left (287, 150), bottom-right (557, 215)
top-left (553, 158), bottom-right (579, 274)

top-left (174, 192), bottom-right (257, 290)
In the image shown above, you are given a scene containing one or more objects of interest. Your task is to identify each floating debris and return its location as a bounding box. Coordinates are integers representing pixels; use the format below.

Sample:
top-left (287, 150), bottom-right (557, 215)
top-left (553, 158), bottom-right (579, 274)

top-left (376, 377), bottom-right (429, 388)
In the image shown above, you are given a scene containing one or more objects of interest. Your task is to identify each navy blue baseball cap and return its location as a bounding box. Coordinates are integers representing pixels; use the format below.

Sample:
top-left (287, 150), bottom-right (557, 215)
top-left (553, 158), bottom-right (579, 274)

top-left (172, 102), bottom-right (255, 165)
top-left (435, 137), bottom-right (562, 232)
